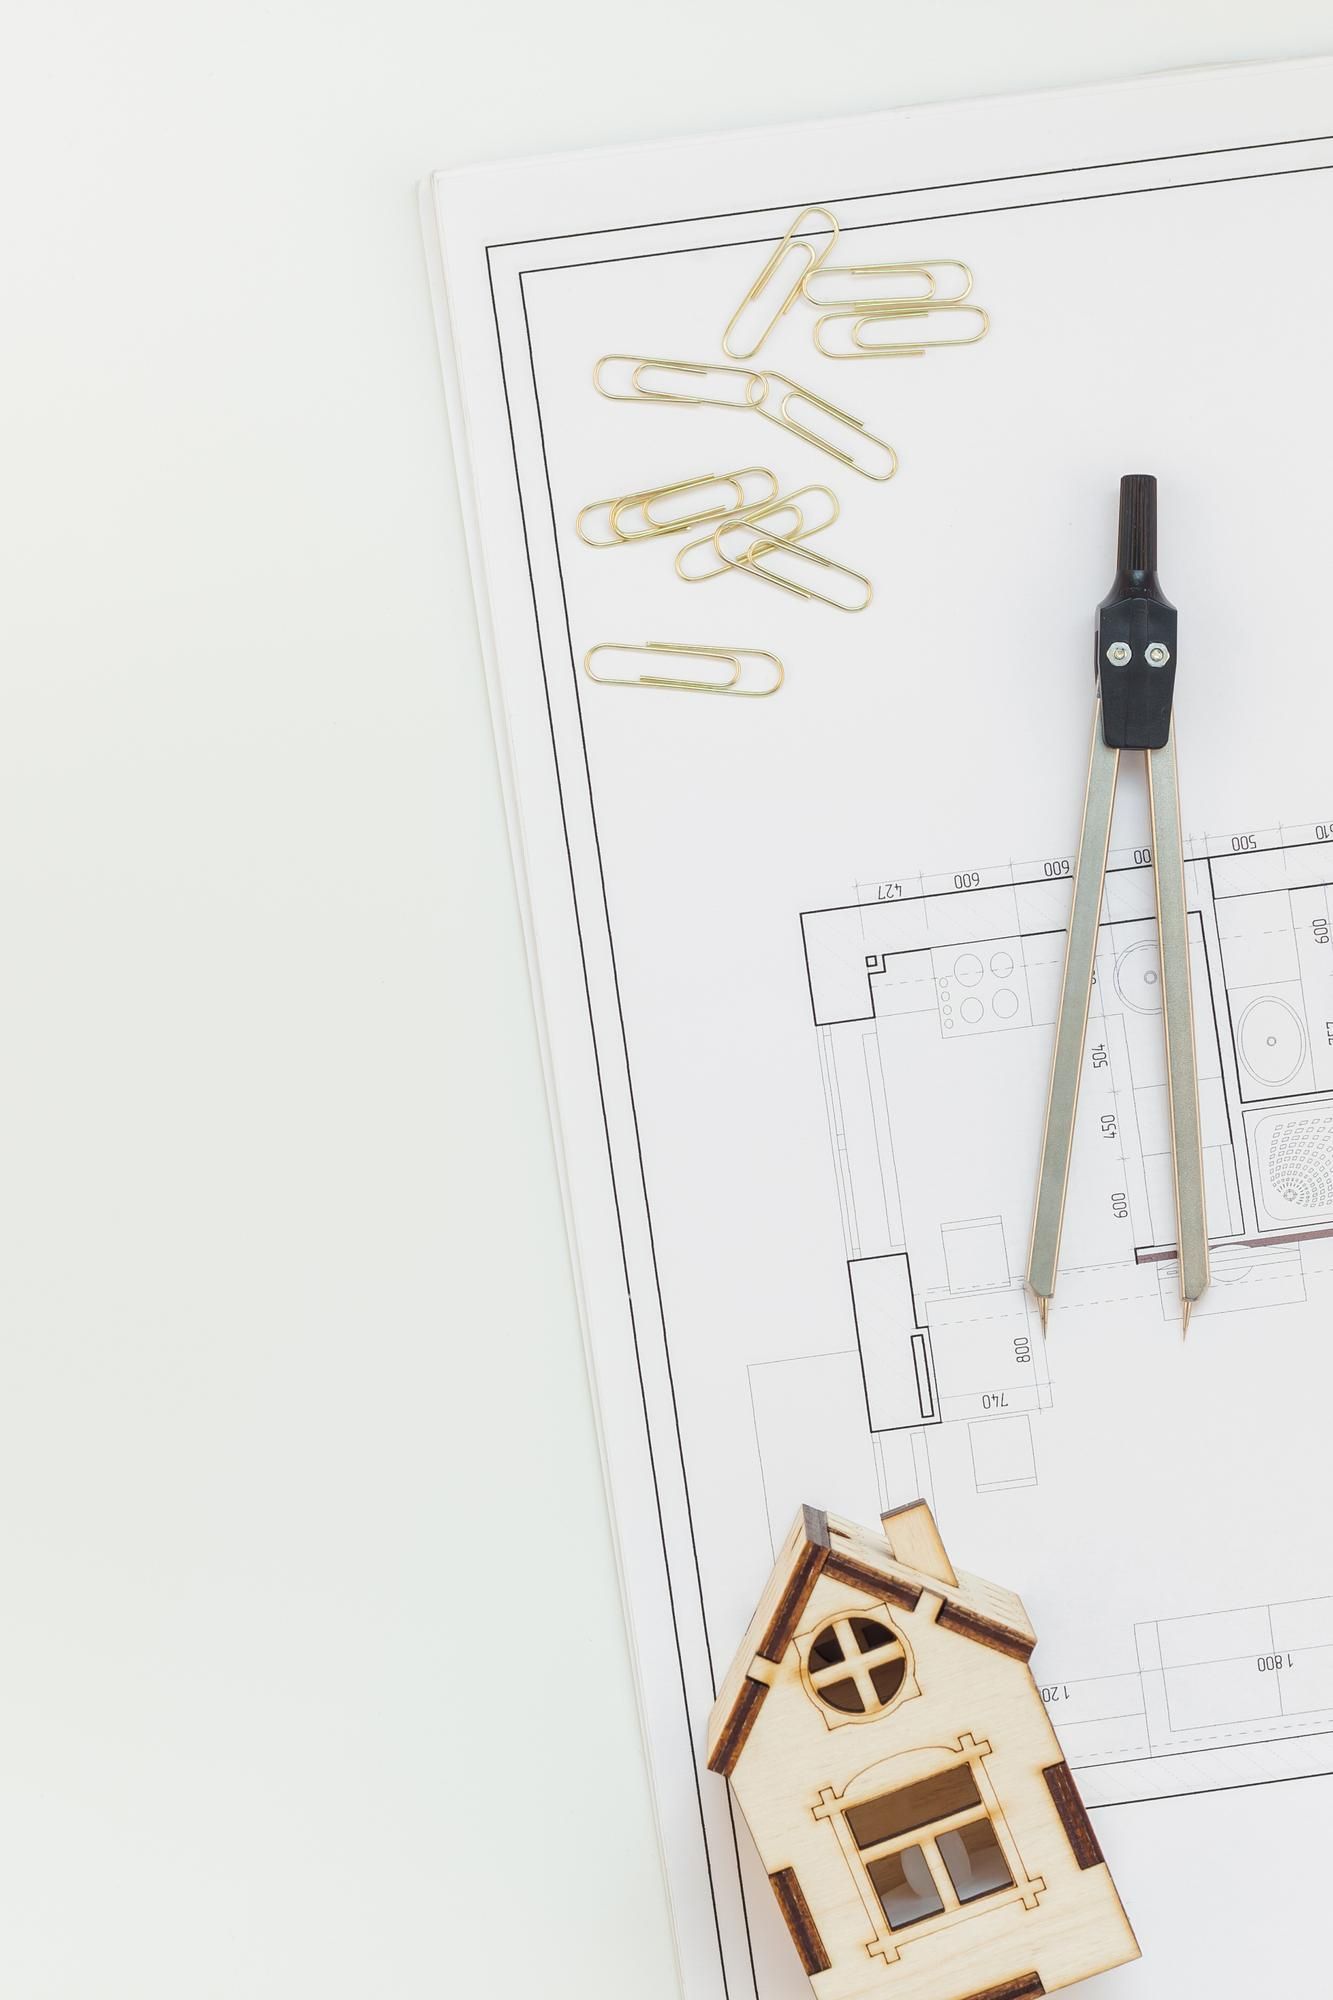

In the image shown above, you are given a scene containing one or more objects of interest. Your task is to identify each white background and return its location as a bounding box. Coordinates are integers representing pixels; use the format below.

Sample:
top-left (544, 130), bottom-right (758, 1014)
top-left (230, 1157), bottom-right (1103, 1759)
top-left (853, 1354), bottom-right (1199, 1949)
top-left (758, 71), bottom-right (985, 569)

top-left (3, 7), bottom-right (1331, 1996)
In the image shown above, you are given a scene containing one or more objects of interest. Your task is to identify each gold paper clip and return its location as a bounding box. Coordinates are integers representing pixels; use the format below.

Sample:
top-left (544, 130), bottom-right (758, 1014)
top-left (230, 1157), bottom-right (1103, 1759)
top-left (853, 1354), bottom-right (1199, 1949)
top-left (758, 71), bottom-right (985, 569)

top-left (802, 262), bottom-right (935, 308)
top-left (675, 484), bottom-right (839, 582)
top-left (802, 258), bottom-right (973, 308)
top-left (582, 642), bottom-right (784, 697)
top-left (593, 355), bottom-right (764, 409)
top-left (814, 303), bottom-right (990, 359)
top-left (712, 521), bottom-right (872, 612)
top-left (722, 206), bottom-right (840, 361)
top-left (748, 371), bottom-right (898, 481)
top-left (576, 468), bottom-right (778, 548)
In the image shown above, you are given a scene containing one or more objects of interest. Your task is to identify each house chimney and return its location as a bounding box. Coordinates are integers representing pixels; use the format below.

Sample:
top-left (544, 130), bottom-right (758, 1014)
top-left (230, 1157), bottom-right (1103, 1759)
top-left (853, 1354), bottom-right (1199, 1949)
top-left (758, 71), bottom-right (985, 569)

top-left (880, 1501), bottom-right (958, 1587)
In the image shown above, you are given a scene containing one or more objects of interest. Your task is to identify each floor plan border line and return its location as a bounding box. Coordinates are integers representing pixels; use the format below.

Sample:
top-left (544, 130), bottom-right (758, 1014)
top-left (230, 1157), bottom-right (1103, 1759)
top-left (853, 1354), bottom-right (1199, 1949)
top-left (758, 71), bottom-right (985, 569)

top-left (484, 137), bottom-right (1333, 1999)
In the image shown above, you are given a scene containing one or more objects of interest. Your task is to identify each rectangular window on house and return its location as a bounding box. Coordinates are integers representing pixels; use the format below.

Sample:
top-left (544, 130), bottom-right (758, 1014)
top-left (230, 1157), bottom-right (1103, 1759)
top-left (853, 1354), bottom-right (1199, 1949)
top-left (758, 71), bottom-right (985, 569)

top-left (846, 1765), bottom-right (1014, 1932)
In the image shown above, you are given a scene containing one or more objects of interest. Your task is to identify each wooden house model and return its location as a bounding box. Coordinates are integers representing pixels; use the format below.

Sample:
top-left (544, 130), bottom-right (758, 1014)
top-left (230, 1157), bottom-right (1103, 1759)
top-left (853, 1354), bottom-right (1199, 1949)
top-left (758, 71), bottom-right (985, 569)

top-left (707, 1503), bottom-right (1139, 2000)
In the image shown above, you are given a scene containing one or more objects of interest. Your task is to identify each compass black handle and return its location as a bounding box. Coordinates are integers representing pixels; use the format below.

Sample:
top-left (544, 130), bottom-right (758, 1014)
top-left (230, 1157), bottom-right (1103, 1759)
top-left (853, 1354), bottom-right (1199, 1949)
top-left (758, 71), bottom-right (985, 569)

top-left (1117, 472), bottom-right (1157, 580)
top-left (1096, 473), bottom-right (1178, 751)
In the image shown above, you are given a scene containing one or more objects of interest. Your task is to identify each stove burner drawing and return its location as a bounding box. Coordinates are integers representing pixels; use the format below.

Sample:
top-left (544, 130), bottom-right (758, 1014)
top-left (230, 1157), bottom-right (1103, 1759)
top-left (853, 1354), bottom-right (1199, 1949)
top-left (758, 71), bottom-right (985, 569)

top-left (934, 945), bottom-right (1031, 1036)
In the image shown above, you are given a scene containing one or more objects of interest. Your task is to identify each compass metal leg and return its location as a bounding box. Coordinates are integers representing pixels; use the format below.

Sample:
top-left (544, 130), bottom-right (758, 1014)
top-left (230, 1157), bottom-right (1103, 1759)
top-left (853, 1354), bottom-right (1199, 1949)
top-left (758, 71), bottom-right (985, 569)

top-left (1027, 705), bottom-right (1120, 1323)
top-left (1147, 728), bottom-right (1210, 1325)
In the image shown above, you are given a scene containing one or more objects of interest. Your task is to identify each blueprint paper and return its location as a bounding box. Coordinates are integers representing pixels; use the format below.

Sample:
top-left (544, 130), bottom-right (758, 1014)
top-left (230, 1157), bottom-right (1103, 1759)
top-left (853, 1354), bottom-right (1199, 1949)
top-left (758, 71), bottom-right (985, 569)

top-left (425, 61), bottom-right (1333, 1996)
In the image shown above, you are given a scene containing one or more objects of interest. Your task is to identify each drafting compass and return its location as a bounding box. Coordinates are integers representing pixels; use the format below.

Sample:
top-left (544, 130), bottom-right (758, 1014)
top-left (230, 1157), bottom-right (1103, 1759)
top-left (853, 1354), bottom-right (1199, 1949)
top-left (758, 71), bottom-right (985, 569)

top-left (1027, 475), bottom-right (1209, 1332)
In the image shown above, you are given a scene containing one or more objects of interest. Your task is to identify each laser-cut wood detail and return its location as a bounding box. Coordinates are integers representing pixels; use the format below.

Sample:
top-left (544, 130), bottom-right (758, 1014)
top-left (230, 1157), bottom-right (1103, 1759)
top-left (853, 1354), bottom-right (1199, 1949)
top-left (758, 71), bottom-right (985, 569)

top-left (936, 1600), bottom-right (1037, 1663)
top-left (758, 1508), bottom-right (831, 1661)
top-left (769, 1866), bottom-right (831, 1975)
top-left (881, 1500), bottom-right (959, 1587)
top-left (706, 1675), bottom-right (767, 1777)
top-left (1042, 1761), bottom-right (1105, 1871)
top-left (707, 1500), bottom-right (1139, 1999)
top-left (825, 1550), bottom-right (924, 1613)
top-left (806, 1613), bottom-right (908, 1717)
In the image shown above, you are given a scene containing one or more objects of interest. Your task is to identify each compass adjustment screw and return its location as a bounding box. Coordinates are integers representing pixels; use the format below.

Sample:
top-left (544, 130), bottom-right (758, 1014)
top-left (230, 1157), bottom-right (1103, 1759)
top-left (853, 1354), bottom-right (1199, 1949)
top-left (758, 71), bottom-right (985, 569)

top-left (1105, 641), bottom-right (1132, 666)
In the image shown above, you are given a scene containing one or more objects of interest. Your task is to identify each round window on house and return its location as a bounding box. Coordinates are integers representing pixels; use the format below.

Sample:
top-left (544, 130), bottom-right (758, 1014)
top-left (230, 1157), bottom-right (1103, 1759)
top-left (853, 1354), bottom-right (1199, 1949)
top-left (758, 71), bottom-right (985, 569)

top-left (807, 1614), bottom-right (907, 1715)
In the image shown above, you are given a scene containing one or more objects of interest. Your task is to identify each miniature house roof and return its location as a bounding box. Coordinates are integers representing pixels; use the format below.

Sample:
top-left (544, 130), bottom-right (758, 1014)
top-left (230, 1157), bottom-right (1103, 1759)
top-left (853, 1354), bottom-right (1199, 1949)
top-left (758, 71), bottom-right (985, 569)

top-left (707, 1502), bottom-right (1037, 1776)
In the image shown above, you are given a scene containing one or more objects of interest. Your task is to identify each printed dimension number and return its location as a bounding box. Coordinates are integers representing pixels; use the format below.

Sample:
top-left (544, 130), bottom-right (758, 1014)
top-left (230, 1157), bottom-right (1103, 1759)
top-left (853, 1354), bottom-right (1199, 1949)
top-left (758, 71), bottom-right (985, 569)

top-left (868, 824), bottom-right (1333, 908)
top-left (1038, 1657), bottom-right (1298, 1707)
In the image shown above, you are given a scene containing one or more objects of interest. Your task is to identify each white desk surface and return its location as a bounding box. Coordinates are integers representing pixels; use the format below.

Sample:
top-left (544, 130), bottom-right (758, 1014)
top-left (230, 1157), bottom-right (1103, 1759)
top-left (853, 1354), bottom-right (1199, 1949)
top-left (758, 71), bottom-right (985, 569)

top-left (4, 5), bottom-right (1330, 1994)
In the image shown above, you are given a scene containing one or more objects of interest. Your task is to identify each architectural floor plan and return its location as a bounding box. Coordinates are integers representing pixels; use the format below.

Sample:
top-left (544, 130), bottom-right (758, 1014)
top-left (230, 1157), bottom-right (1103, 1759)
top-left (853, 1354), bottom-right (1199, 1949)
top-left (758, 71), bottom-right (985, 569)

top-left (790, 818), bottom-right (1333, 1809)
top-left (434, 61), bottom-right (1333, 1992)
